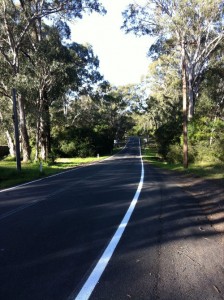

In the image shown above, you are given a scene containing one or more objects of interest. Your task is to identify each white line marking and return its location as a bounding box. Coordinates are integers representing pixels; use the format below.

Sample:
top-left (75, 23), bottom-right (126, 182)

top-left (0, 166), bottom-right (84, 193)
top-left (0, 144), bottom-right (129, 220)
top-left (74, 139), bottom-right (144, 300)
top-left (0, 157), bottom-right (115, 194)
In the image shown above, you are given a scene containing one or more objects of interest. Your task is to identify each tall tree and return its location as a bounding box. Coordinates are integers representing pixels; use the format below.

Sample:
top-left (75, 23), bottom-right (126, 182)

top-left (122, 0), bottom-right (224, 167)
top-left (0, 0), bottom-right (105, 164)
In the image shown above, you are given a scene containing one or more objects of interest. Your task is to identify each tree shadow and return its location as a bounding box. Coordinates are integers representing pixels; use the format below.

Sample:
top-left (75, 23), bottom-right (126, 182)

top-left (0, 157), bottom-right (223, 300)
top-left (90, 164), bottom-right (224, 299)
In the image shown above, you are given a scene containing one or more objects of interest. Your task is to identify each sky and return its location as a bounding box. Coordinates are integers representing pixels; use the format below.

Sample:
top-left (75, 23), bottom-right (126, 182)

top-left (70, 0), bottom-right (153, 86)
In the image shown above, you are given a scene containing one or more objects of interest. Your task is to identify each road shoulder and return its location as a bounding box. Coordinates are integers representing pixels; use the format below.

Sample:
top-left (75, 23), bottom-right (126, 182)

top-left (144, 161), bottom-right (224, 236)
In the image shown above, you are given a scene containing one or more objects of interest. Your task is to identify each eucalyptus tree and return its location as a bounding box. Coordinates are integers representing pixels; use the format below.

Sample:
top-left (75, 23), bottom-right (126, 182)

top-left (0, 53), bottom-right (16, 156)
top-left (123, 0), bottom-right (224, 118)
top-left (123, 0), bottom-right (224, 167)
top-left (0, 102), bottom-right (15, 157)
top-left (0, 0), bottom-right (105, 165)
top-left (24, 25), bottom-right (70, 161)
top-left (130, 55), bottom-right (182, 147)
top-left (101, 85), bottom-right (136, 140)
top-left (146, 52), bottom-right (181, 117)
top-left (23, 27), bottom-right (103, 161)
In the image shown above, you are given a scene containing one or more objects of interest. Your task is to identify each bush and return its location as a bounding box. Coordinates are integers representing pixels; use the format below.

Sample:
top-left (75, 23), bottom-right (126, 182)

top-left (166, 144), bottom-right (182, 163)
top-left (155, 119), bottom-right (182, 159)
top-left (216, 140), bottom-right (224, 162)
top-left (77, 139), bottom-right (95, 158)
top-left (187, 117), bottom-right (224, 163)
top-left (52, 125), bottom-right (115, 158)
top-left (60, 141), bottom-right (78, 157)
top-left (167, 143), bottom-right (195, 164)
top-left (193, 140), bottom-right (224, 164)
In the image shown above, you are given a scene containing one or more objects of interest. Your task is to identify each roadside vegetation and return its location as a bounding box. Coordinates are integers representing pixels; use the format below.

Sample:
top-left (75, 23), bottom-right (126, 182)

top-left (142, 139), bottom-right (224, 182)
top-left (0, 0), bottom-right (223, 189)
top-left (0, 156), bottom-right (109, 190)
top-left (124, 0), bottom-right (224, 178)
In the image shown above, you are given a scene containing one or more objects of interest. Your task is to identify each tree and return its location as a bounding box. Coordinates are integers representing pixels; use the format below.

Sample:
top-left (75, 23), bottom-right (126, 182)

top-left (0, 0), bottom-right (105, 166)
top-left (122, 0), bottom-right (224, 167)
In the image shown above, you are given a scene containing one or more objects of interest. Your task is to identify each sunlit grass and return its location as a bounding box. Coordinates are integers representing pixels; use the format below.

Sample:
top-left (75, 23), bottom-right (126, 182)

top-left (142, 146), bottom-right (224, 181)
top-left (0, 156), bottom-right (108, 190)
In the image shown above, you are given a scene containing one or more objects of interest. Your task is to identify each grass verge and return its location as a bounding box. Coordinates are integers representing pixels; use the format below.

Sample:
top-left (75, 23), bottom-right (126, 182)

top-left (142, 144), bottom-right (224, 181)
top-left (0, 156), bottom-right (108, 190)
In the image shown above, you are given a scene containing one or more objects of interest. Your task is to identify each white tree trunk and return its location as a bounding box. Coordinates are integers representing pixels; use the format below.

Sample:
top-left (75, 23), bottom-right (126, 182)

top-left (6, 130), bottom-right (16, 157)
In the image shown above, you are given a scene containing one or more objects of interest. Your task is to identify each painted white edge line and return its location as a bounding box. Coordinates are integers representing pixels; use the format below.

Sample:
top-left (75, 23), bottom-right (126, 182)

top-left (74, 138), bottom-right (144, 300)
top-left (0, 143), bottom-right (129, 221)
top-left (0, 166), bottom-right (84, 193)
top-left (0, 142), bottom-right (128, 194)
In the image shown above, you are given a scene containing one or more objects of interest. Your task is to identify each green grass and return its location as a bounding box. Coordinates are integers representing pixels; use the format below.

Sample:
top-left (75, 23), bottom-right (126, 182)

top-left (142, 145), bottom-right (224, 181)
top-left (0, 156), bottom-right (108, 190)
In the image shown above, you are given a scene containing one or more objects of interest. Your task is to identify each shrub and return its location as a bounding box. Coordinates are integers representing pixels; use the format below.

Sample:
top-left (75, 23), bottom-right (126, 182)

top-left (155, 120), bottom-right (182, 159)
top-left (167, 143), bottom-right (195, 164)
top-left (166, 144), bottom-right (182, 164)
top-left (60, 141), bottom-right (78, 157)
top-left (77, 139), bottom-right (95, 158)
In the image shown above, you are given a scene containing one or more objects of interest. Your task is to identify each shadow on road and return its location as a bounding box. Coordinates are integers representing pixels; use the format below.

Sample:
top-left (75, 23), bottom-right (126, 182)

top-left (91, 164), bottom-right (224, 299)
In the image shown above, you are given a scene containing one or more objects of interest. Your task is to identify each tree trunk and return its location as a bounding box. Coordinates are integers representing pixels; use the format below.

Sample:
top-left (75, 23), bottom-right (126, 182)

top-left (182, 40), bottom-right (188, 169)
top-left (12, 85), bottom-right (30, 164)
top-left (12, 88), bottom-right (22, 171)
top-left (188, 68), bottom-right (194, 119)
top-left (35, 117), bottom-right (40, 161)
top-left (17, 94), bottom-right (31, 162)
top-left (210, 116), bottom-right (217, 146)
top-left (5, 130), bottom-right (16, 157)
top-left (39, 91), bottom-right (51, 161)
top-left (0, 111), bottom-right (16, 157)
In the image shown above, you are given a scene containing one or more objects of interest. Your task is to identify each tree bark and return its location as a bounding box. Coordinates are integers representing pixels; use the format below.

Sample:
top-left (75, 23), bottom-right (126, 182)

top-left (39, 90), bottom-right (51, 161)
top-left (35, 117), bottom-right (40, 161)
top-left (17, 94), bottom-right (31, 162)
top-left (12, 88), bottom-right (22, 170)
top-left (182, 40), bottom-right (188, 169)
top-left (188, 68), bottom-right (194, 119)
top-left (5, 130), bottom-right (16, 157)
top-left (0, 111), bottom-right (16, 157)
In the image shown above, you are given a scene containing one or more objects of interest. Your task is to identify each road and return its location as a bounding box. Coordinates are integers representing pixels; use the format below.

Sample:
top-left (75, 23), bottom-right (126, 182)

top-left (0, 137), bottom-right (223, 300)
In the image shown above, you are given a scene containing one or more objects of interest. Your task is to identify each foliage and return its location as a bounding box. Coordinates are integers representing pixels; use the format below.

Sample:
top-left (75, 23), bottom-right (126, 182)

top-left (155, 118), bottom-right (182, 159)
top-left (189, 117), bottom-right (224, 162)
top-left (166, 116), bottom-right (224, 164)
top-left (123, 0), bottom-right (224, 168)
top-left (0, 0), bottom-right (106, 163)
top-left (0, 156), bottom-right (108, 190)
top-left (143, 145), bottom-right (224, 181)
top-left (52, 125), bottom-right (115, 158)
top-left (167, 143), bottom-right (196, 164)
top-left (49, 83), bottom-right (135, 159)
top-left (122, 0), bottom-right (224, 118)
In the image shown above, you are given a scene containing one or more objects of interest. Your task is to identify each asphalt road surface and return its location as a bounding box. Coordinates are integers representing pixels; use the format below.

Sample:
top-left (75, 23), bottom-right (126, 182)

top-left (0, 137), bottom-right (223, 300)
